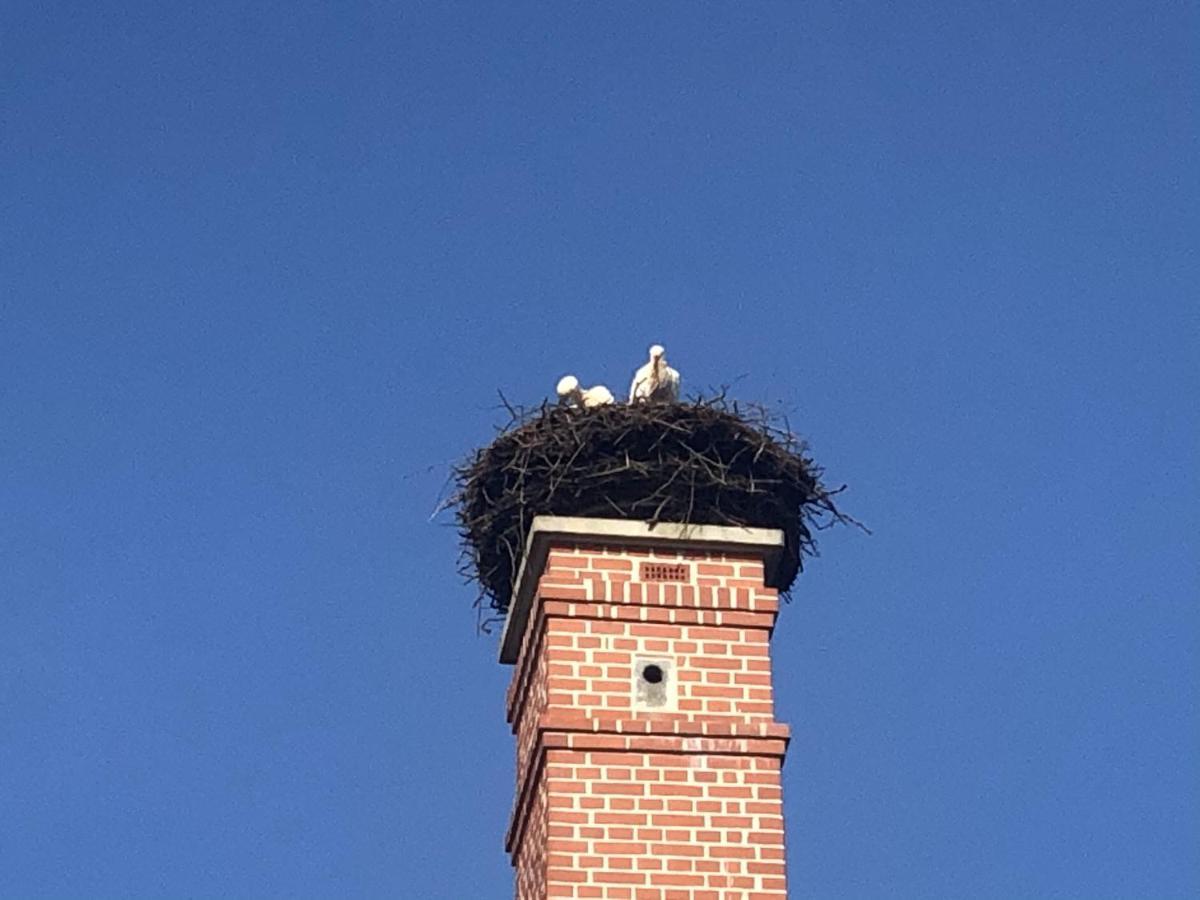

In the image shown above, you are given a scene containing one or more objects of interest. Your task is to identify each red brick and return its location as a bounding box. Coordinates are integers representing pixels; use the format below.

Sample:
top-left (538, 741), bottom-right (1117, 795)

top-left (506, 536), bottom-right (790, 898)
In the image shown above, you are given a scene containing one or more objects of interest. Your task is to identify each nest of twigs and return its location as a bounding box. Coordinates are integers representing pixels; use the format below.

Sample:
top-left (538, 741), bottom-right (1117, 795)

top-left (452, 394), bottom-right (855, 616)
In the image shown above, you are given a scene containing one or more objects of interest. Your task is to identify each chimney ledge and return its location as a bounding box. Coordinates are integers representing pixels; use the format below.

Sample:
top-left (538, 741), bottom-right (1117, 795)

top-left (498, 515), bottom-right (785, 664)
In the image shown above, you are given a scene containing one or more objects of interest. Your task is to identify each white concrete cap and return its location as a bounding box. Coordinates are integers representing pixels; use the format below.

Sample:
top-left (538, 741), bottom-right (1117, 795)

top-left (498, 516), bottom-right (786, 664)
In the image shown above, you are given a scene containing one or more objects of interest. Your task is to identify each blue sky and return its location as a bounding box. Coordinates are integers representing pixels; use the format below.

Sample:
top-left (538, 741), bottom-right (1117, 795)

top-left (1, 2), bottom-right (1196, 897)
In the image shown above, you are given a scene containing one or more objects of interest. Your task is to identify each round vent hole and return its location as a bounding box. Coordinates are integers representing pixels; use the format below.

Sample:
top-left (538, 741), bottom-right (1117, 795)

top-left (642, 664), bottom-right (664, 684)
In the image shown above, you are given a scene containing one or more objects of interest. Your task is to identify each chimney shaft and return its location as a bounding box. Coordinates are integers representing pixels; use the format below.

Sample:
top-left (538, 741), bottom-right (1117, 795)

top-left (502, 517), bottom-right (791, 898)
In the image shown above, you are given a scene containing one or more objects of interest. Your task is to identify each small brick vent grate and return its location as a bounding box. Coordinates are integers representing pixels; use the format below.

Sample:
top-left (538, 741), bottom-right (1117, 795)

top-left (640, 562), bottom-right (691, 583)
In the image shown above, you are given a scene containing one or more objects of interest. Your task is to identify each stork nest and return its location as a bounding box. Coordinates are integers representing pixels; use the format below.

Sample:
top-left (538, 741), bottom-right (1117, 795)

top-left (452, 394), bottom-right (857, 616)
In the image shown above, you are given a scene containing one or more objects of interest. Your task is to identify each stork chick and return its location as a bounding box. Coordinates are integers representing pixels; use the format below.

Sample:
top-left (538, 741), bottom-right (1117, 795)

top-left (556, 375), bottom-right (615, 409)
top-left (628, 344), bottom-right (680, 403)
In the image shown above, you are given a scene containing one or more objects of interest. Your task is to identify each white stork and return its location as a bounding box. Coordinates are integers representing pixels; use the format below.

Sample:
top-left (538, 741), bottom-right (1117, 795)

top-left (556, 375), bottom-right (615, 409)
top-left (628, 344), bottom-right (680, 403)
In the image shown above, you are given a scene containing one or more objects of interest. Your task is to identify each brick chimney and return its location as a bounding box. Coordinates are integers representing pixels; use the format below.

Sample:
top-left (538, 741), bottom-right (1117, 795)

top-left (501, 516), bottom-right (791, 898)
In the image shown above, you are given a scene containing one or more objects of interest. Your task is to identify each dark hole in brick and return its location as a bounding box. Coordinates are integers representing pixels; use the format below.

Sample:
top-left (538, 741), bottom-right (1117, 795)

top-left (642, 664), bottom-right (664, 684)
top-left (641, 563), bottom-right (690, 582)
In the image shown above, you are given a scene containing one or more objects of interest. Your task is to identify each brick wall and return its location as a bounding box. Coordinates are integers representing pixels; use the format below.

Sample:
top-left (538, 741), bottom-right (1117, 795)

top-left (504, 537), bottom-right (791, 899)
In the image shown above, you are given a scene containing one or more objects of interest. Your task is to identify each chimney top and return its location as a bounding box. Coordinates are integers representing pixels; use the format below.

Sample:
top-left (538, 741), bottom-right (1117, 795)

top-left (498, 514), bottom-right (785, 663)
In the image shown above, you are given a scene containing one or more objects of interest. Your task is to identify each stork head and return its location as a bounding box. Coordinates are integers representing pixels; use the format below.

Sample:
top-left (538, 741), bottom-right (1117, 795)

top-left (556, 375), bottom-right (581, 400)
top-left (649, 344), bottom-right (666, 360)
